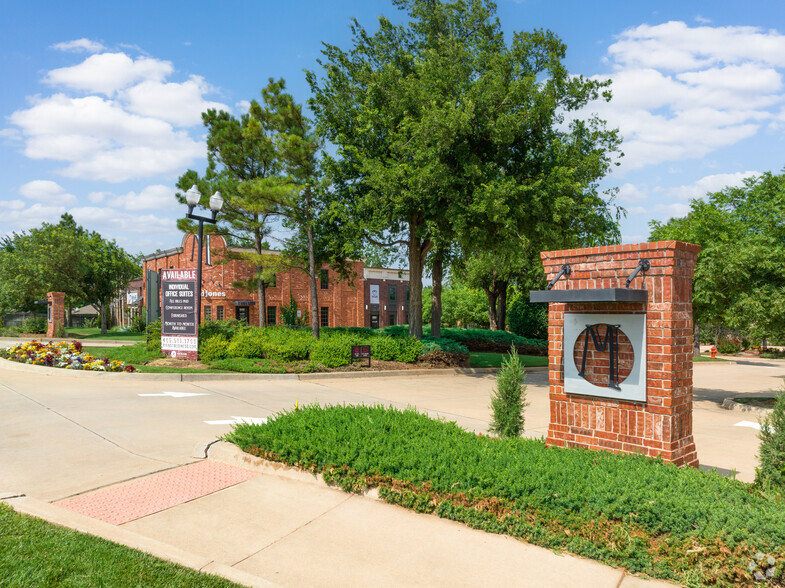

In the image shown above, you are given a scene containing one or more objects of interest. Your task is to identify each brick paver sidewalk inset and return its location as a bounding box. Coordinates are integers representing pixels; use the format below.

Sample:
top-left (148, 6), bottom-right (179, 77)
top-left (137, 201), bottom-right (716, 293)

top-left (56, 460), bottom-right (258, 525)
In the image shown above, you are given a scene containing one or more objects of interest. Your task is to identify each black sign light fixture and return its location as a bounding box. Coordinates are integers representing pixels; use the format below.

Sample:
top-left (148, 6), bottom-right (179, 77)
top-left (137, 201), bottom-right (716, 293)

top-left (184, 184), bottom-right (223, 326)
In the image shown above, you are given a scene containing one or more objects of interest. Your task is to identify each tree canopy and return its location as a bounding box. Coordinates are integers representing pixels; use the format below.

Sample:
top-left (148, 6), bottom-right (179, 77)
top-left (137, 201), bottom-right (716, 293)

top-left (307, 0), bottom-right (622, 338)
top-left (649, 170), bottom-right (785, 342)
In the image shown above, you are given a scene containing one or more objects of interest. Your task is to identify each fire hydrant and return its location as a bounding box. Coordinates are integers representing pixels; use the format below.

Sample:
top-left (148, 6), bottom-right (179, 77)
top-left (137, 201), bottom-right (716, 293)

top-left (710, 345), bottom-right (717, 359)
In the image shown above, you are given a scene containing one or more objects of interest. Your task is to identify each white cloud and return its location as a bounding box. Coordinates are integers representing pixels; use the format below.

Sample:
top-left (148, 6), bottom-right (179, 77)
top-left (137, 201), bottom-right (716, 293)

top-left (652, 202), bottom-right (691, 217)
top-left (18, 180), bottom-right (76, 204)
top-left (121, 76), bottom-right (228, 126)
top-left (3, 203), bottom-right (67, 228)
top-left (584, 22), bottom-right (785, 172)
top-left (9, 94), bottom-right (204, 182)
top-left (51, 38), bottom-right (105, 53)
top-left (87, 191), bottom-right (108, 203)
top-left (235, 100), bottom-right (251, 114)
top-left (44, 53), bottom-right (173, 96)
top-left (104, 184), bottom-right (178, 211)
top-left (69, 206), bottom-right (175, 234)
top-left (616, 183), bottom-right (648, 203)
top-left (666, 171), bottom-right (759, 200)
top-left (0, 200), bottom-right (26, 211)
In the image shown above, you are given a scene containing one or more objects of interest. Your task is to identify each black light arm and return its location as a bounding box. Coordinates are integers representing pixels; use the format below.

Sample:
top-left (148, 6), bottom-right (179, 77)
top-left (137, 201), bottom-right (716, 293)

top-left (625, 259), bottom-right (651, 288)
top-left (547, 264), bottom-right (572, 290)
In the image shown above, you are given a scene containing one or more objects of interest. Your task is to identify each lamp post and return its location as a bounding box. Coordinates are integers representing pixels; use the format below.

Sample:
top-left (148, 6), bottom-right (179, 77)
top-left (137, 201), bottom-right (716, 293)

top-left (184, 184), bottom-right (223, 326)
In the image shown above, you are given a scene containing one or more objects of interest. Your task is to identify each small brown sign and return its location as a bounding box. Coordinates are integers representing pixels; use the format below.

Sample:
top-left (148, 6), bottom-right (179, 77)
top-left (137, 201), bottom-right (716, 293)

top-left (351, 345), bottom-right (371, 367)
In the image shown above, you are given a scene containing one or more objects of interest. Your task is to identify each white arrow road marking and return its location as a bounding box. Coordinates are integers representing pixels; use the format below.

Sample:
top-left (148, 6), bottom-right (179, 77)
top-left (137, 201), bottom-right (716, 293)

top-left (734, 420), bottom-right (762, 431)
top-left (139, 391), bottom-right (209, 398)
top-left (204, 416), bottom-right (268, 425)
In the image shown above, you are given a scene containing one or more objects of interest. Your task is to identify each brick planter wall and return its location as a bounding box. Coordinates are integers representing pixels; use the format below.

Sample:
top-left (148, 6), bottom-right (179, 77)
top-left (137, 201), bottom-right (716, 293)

top-left (46, 291), bottom-right (65, 338)
top-left (541, 241), bottom-right (700, 467)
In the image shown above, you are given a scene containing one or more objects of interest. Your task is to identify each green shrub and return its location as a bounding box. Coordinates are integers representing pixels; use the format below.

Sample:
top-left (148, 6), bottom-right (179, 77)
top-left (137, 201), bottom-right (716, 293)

top-left (717, 338), bottom-right (741, 354)
top-left (507, 298), bottom-right (548, 340)
top-left (756, 390), bottom-right (785, 493)
top-left (394, 337), bottom-right (423, 363)
top-left (83, 316), bottom-right (99, 329)
top-left (145, 319), bottom-right (161, 352)
top-left (421, 337), bottom-right (469, 355)
top-left (130, 313), bottom-right (146, 333)
top-left (259, 327), bottom-right (314, 361)
top-left (198, 319), bottom-right (247, 343)
top-left (310, 334), bottom-right (354, 367)
top-left (200, 335), bottom-right (230, 362)
top-left (489, 346), bottom-right (528, 438)
top-left (54, 322), bottom-right (66, 338)
top-left (227, 330), bottom-right (266, 358)
top-left (281, 296), bottom-right (300, 327)
top-left (21, 316), bottom-right (47, 334)
top-left (371, 336), bottom-right (398, 361)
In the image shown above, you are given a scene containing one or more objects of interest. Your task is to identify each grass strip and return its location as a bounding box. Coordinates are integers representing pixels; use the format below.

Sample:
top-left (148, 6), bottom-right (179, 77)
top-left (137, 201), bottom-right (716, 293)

top-left (226, 404), bottom-right (785, 587)
top-left (0, 503), bottom-right (239, 587)
top-left (469, 352), bottom-right (548, 368)
top-left (65, 327), bottom-right (145, 340)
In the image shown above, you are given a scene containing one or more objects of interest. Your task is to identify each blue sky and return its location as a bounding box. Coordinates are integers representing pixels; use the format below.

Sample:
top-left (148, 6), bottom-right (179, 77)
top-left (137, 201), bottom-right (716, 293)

top-left (2, 0), bottom-right (785, 260)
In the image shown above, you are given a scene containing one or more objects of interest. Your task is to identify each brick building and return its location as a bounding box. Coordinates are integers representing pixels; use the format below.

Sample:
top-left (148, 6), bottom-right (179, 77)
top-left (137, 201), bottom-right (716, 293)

top-left (141, 234), bottom-right (409, 328)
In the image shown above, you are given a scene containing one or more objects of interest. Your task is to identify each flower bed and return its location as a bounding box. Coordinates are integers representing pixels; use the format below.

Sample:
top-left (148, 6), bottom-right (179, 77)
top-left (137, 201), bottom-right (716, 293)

top-left (0, 340), bottom-right (135, 372)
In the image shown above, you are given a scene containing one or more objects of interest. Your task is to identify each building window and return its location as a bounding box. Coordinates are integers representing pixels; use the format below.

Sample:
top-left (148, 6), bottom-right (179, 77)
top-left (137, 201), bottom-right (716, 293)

top-left (320, 306), bottom-right (329, 327)
top-left (405, 286), bottom-right (410, 302)
top-left (389, 285), bottom-right (396, 301)
top-left (389, 312), bottom-right (396, 326)
top-left (216, 305), bottom-right (224, 320)
top-left (320, 269), bottom-right (329, 289)
top-left (204, 306), bottom-right (212, 320)
top-left (267, 305), bottom-right (277, 325)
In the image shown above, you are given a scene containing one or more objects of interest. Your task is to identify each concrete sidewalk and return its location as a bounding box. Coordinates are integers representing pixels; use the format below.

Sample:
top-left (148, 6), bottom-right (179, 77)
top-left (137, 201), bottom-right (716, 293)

top-left (5, 442), bottom-right (673, 587)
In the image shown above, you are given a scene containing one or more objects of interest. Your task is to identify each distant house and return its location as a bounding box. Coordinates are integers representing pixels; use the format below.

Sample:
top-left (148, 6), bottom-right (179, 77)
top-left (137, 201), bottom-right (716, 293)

top-left (71, 304), bottom-right (100, 327)
top-left (110, 278), bottom-right (143, 328)
top-left (141, 234), bottom-right (409, 328)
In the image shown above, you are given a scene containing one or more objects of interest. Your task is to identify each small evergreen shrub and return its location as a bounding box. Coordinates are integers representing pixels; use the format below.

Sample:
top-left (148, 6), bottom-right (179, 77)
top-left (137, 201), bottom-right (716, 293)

top-left (394, 337), bottom-right (423, 363)
top-left (21, 316), bottom-right (47, 334)
top-left (281, 296), bottom-right (300, 327)
top-left (145, 319), bottom-right (161, 352)
top-left (259, 328), bottom-right (313, 361)
top-left (421, 337), bottom-right (469, 355)
top-left (227, 330), bottom-right (266, 358)
top-left (55, 322), bottom-right (66, 338)
top-left (371, 336), bottom-right (398, 361)
top-left (199, 335), bottom-right (230, 362)
top-left (717, 338), bottom-right (741, 354)
top-left (489, 346), bottom-right (528, 438)
top-left (130, 313), bottom-right (146, 333)
top-left (83, 316), bottom-right (99, 329)
top-left (507, 298), bottom-right (548, 340)
top-left (310, 334), bottom-right (354, 367)
top-left (756, 390), bottom-right (785, 493)
top-left (198, 319), bottom-right (247, 343)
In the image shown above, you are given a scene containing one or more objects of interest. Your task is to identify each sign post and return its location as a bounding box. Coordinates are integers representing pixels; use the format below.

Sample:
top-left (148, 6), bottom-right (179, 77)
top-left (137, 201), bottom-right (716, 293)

top-left (161, 269), bottom-right (198, 359)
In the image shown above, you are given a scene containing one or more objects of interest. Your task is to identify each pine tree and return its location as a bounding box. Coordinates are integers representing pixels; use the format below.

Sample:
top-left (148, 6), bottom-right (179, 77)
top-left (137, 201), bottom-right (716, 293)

top-left (489, 345), bottom-right (528, 438)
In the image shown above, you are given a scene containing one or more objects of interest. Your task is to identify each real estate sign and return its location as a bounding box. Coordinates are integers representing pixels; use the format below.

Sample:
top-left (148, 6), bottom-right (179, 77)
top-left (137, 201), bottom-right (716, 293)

top-left (160, 268), bottom-right (198, 359)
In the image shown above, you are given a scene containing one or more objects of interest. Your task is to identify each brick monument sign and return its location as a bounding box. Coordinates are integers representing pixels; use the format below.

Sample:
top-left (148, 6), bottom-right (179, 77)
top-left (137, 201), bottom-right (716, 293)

top-left (46, 291), bottom-right (65, 338)
top-left (531, 241), bottom-right (700, 467)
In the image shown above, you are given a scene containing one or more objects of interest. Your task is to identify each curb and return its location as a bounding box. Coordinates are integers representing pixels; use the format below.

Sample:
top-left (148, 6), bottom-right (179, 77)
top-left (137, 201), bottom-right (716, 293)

top-left (721, 397), bottom-right (773, 416)
top-left (1, 494), bottom-right (275, 587)
top-left (0, 356), bottom-right (548, 381)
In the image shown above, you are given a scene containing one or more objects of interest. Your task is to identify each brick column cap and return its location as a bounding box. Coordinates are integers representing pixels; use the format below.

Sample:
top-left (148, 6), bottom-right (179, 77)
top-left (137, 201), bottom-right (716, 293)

top-left (540, 240), bottom-right (701, 261)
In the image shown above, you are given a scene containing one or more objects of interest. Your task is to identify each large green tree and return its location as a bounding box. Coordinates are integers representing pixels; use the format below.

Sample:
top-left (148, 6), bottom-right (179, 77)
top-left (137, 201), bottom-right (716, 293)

top-left (177, 102), bottom-right (284, 326)
top-left (307, 0), bottom-right (621, 339)
top-left (649, 170), bottom-right (785, 344)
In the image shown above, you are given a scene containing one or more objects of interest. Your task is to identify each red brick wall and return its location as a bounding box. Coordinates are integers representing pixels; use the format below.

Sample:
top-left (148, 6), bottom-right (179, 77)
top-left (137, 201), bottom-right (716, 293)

top-left (142, 236), bottom-right (391, 328)
top-left (46, 291), bottom-right (65, 338)
top-left (542, 241), bottom-right (700, 467)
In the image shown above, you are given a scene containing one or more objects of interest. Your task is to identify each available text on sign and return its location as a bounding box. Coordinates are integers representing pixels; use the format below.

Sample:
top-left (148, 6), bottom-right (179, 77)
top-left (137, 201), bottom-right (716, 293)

top-left (160, 268), bottom-right (198, 359)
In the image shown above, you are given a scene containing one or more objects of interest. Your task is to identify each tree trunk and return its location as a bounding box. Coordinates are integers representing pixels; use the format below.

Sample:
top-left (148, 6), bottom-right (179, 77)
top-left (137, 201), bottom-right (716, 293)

top-left (257, 275), bottom-right (266, 327)
top-left (306, 186), bottom-right (320, 339)
top-left (497, 280), bottom-right (508, 332)
top-left (430, 250), bottom-right (443, 339)
top-left (99, 301), bottom-right (107, 335)
top-left (407, 217), bottom-right (432, 340)
top-left (486, 287), bottom-right (500, 331)
top-left (693, 323), bottom-right (701, 357)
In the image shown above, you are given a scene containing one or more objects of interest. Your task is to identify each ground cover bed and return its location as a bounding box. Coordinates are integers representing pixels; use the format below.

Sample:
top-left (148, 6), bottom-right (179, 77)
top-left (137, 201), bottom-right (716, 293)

top-left (226, 404), bottom-right (785, 587)
top-left (0, 503), bottom-right (239, 587)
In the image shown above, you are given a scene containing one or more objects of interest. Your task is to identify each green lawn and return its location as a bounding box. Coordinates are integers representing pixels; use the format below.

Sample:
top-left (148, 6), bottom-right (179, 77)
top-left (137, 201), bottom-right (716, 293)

top-left (693, 355), bottom-right (732, 362)
top-left (65, 327), bottom-right (144, 341)
top-left (469, 352), bottom-right (548, 368)
top-left (0, 503), bottom-right (239, 587)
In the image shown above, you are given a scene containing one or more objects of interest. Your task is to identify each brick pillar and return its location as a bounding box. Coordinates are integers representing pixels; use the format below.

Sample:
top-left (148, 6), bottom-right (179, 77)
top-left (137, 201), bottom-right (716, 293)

top-left (541, 241), bottom-right (699, 467)
top-left (46, 291), bottom-right (66, 338)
